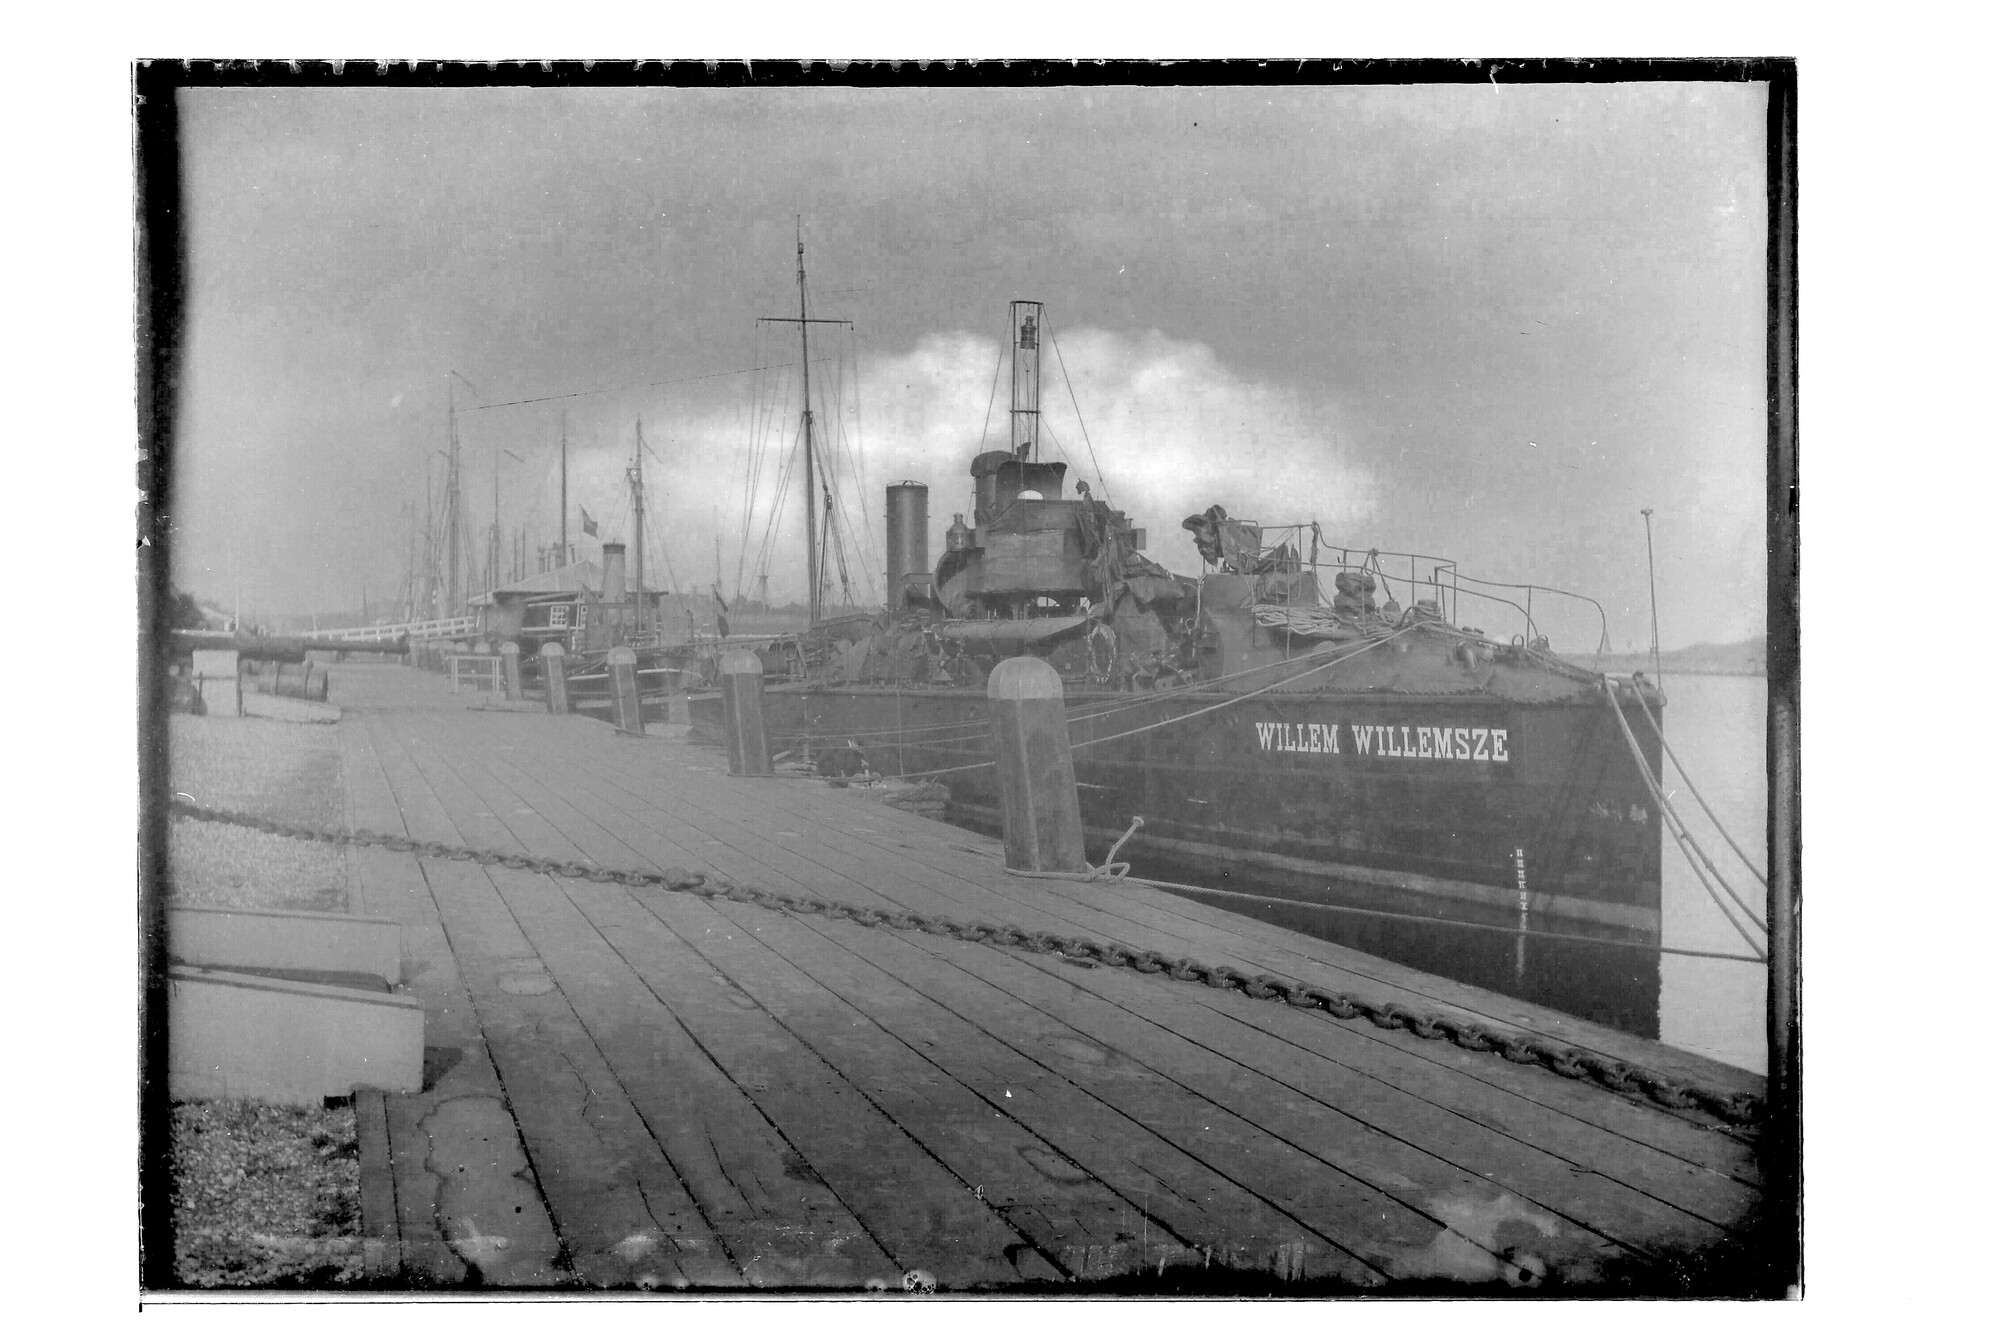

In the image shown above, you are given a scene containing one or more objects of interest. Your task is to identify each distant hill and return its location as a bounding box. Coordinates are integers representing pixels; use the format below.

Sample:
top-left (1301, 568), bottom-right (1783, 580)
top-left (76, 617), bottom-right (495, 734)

top-left (1585, 635), bottom-right (1767, 677)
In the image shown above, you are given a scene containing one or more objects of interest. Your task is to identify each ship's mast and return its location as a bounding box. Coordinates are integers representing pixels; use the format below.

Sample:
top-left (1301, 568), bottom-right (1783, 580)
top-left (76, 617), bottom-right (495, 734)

top-left (445, 376), bottom-right (462, 614)
top-left (559, 410), bottom-right (569, 568)
top-left (758, 221), bottom-right (852, 625)
top-left (631, 420), bottom-right (648, 640)
top-left (797, 233), bottom-right (818, 622)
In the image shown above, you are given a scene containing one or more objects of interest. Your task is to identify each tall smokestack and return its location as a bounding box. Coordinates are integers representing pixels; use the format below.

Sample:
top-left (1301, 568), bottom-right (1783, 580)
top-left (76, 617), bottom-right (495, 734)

top-left (885, 482), bottom-right (929, 608)
top-left (601, 542), bottom-right (627, 605)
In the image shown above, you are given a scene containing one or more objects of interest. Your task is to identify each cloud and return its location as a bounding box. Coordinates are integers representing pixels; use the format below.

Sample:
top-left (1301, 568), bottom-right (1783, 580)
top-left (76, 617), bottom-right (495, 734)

top-left (517, 325), bottom-right (1375, 609)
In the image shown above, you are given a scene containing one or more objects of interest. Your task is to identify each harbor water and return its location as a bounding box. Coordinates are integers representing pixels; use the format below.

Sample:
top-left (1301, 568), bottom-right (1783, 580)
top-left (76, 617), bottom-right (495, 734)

top-left (1136, 673), bottom-right (1770, 1074)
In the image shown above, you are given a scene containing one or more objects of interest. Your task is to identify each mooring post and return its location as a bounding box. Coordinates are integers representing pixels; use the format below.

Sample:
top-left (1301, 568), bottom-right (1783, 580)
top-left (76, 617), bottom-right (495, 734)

top-left (540, 642), bottom-right (569, 714)
top-left (499, 642), bottom-right (522, 701)
top-left (988, 656), bottom-right (1086, 874)
top-left (667, 678), bottom-right (691, 726)
top-left (719, 649), bottom-right (772, 776)
top-left (608, 645), bottom-right (644, 735)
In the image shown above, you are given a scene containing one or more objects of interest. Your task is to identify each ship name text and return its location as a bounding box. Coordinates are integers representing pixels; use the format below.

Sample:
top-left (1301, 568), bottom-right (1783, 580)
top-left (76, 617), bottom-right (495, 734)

top-left (1252, 721), bottom-right (1510, 763)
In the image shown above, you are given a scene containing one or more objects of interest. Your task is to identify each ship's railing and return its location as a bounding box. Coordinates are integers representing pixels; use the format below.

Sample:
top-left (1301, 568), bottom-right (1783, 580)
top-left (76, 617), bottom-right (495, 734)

top-left (1251, 524), bottom-right (1610, 652)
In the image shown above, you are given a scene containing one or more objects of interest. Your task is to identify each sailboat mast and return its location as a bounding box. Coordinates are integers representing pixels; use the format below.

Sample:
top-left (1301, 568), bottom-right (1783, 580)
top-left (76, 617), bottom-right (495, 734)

top-left (446, 376), bottom-right (461, 615)
top-left (632, 421), bottom-right (647, 639)
top-left (796, 225), bottom-right (821, 625)
top-left (757, 223), bottom-right (851, 625)
top-left (559, 410), bottom-right (568, 567)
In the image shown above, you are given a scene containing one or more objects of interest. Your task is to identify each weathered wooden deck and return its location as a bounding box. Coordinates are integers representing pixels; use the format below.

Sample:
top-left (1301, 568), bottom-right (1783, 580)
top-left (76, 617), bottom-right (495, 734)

top-left (329, 662), bottom-right (1765, 1292)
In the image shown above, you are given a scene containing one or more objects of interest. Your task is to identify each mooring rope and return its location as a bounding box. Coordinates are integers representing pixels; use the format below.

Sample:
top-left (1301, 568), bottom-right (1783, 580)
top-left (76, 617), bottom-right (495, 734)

top-left (1602, 684), bottom-right (1768, 959)
top-left (1002, 816), bottom-right (1145, 883)
top-left (1631, 692), bottom-right (1770, 890)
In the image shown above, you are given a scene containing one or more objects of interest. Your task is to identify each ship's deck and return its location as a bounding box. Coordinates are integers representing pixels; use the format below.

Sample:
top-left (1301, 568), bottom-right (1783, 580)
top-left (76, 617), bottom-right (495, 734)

top-left (329, 661), bottom-right (1766, 1291)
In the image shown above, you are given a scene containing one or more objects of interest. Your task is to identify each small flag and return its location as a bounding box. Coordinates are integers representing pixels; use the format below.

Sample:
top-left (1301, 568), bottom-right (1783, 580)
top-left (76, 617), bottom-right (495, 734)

top-left (580, 506), bottom-right (598, 538)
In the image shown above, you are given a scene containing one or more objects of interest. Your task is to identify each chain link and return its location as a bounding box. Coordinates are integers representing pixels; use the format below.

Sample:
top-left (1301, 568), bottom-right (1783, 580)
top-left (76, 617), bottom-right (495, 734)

top-left (170, 797), bottom-right (1764, 1127)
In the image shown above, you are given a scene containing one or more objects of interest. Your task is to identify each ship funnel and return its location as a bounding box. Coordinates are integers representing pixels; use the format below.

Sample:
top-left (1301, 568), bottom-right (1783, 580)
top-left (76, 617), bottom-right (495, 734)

top-left (601, 542), bottom-right (627, 605)
top-left (885, 482), bottom-right (930, 607)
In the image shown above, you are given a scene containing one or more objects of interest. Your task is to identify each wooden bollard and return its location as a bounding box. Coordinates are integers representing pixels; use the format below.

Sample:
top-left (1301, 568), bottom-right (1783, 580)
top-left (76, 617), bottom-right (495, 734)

top-left (499, 641), bottom-right (522, 701)
top-left (540, 642), bottom-right (569, 714)
top-left (988, 657), bottom-right (1086, 874)
top-left (719, 649), bottom-right (772, 776)
top-left (608, 645), bottom-right (645, 735)
top-left (667, 685), bottom-right (691, 725)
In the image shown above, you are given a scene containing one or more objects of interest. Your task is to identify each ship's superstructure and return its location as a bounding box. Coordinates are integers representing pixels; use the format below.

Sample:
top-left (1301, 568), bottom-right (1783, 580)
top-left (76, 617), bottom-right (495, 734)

top-left (693, 299), bottom-right (1667, 939)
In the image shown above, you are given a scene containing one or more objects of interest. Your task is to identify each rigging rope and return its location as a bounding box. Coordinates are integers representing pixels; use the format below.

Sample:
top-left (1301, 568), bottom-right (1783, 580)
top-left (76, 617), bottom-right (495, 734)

top-left (1047, 328), bottom-right (1110, 503)
top-left (890, 627), bottom-right (1420, 780)
top-left (1602, 684), bottom-right (1768, 959)
top-left (1633, 694), bottom-right (1769, 890)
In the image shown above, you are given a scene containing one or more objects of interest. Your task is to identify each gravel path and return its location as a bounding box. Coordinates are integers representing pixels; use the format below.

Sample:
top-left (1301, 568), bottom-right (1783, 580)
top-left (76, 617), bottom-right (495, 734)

top-left (171, 1101), bottom-right (364, 1287)
top-left (167, 714), bottom-right (348, 912)
top-left (164, 711), bottom-right (366, 1286)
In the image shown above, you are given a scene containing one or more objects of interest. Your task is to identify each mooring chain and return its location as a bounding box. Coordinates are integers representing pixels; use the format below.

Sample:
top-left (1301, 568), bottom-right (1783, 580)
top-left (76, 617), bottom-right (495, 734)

top-left (169, 798), bottom-right (1763, 1127)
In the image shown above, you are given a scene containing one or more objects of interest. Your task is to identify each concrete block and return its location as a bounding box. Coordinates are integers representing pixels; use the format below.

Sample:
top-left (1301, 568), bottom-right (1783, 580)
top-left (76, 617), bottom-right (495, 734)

top-left (169, 904), bottom-right (402, 984)
top-left (196, 676), bottom-right (242, 718)
top-left (169, 965), bottom-right (425, 1106)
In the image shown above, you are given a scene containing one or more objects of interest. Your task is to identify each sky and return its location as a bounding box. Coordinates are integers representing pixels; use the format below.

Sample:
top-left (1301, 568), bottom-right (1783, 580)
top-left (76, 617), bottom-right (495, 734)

top-left (169, 80), bottom-right (1768, 650)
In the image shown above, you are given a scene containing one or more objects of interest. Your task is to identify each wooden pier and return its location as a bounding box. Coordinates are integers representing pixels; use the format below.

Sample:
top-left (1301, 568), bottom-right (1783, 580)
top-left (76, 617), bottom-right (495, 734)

top-left (328, 662), bottom-right (1765, 1292)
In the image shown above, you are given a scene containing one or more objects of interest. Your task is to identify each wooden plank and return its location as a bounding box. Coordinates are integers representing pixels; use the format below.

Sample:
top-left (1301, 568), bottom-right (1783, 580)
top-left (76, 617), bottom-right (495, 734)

top-left (337, 716), bottom-right (568, 1286)
top-left (553, 878), bottom-right (1062, 1288)
top-left (396, 711), bottom-right (1384, 1282)
top-left (482, 864), bottom-right (919, 1288)
top-left (989, 943), bottom-right (1739, 1254)
top-left (557, 738), bottom-right (1760, 1184)
top-left (669, 902), bottom-right (1476, 1283)
top-left (1085, 949), bottom-right (1761, 1230)
top-left (629, 882), bottom-right (1273, 1282)
top-left (370, 720), bottom-right (877, 1288)
top-left (418, 700), bottom-right (1752, 1208)
top-left (333, 670), bottom-right (1763, 1287)
top-left (575, 744), bottom-right (1763, 1184)
top-left (738, 758), bottom-right (1760, 1098)
top-left (637, 888), bottom-right (1388, 1285)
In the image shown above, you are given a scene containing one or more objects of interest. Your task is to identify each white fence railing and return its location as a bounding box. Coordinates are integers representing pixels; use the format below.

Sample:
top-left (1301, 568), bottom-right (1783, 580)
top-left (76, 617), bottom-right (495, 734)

top-left (321, 615), bottom-right (480, 643)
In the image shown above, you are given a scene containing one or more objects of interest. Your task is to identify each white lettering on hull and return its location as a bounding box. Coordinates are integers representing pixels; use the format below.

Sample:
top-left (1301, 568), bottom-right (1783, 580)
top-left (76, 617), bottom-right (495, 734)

top-left (1248, 719), bottom-right (1510, 763)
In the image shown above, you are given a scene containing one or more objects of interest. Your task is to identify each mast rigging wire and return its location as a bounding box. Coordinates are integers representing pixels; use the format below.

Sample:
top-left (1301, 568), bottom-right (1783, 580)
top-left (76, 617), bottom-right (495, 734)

top-left (1047, 327), bottom-right (1111, 503)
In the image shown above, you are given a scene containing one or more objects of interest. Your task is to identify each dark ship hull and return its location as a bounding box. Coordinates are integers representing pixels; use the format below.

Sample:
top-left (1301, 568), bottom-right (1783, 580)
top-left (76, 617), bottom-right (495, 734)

top-left (698, 672), bottom-right (1662, 935)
